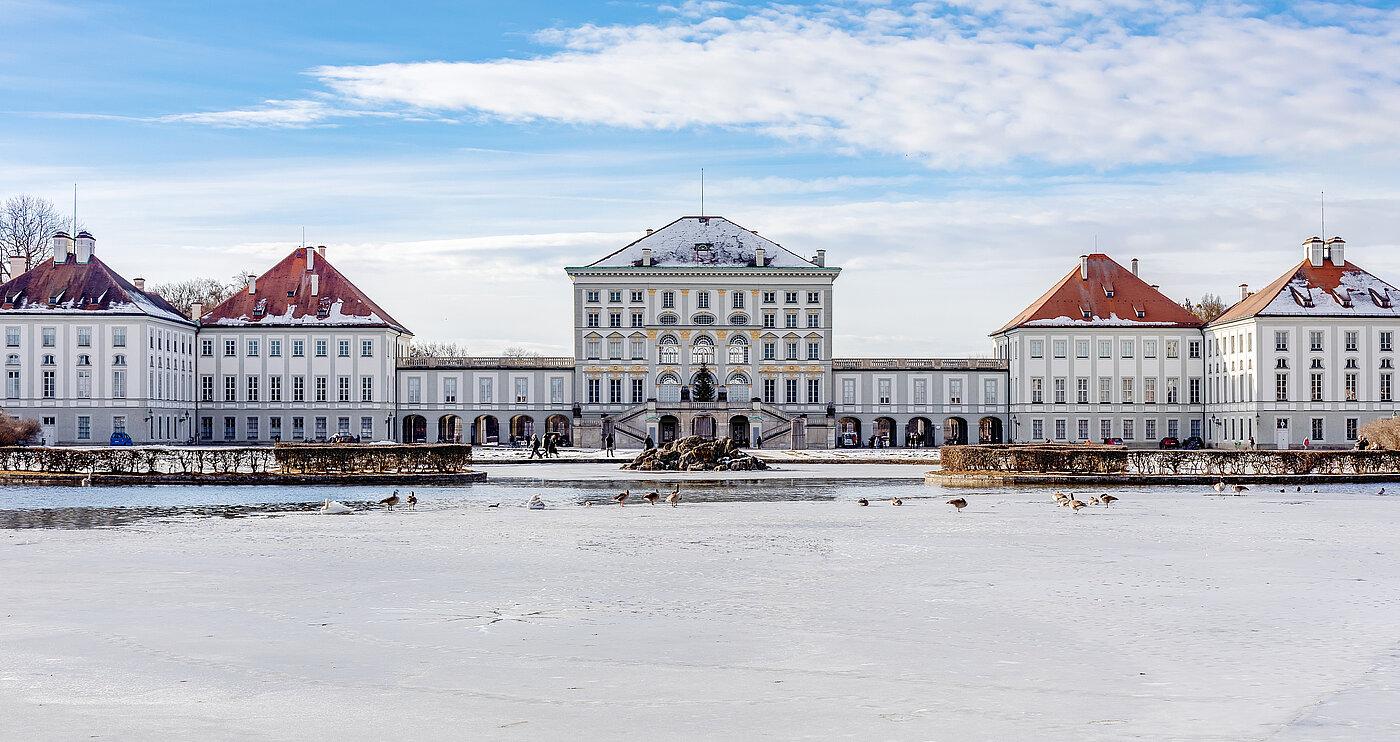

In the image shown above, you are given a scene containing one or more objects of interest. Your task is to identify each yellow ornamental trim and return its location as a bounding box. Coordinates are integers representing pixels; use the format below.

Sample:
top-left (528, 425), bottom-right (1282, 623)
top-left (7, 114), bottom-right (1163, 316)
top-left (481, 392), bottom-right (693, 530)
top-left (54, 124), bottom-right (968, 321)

top-left (646, 329), bottom-right (658, 339)
top-left (647, 289), bottom-right (656, 295)
top-left (680, 330), bottom-right (691, 340)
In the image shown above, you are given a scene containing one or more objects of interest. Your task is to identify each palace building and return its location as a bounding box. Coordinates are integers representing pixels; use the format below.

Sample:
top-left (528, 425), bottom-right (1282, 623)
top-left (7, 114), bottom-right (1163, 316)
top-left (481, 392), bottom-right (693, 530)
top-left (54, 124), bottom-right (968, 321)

top-left (4, 216), bottom-right (1391, 449)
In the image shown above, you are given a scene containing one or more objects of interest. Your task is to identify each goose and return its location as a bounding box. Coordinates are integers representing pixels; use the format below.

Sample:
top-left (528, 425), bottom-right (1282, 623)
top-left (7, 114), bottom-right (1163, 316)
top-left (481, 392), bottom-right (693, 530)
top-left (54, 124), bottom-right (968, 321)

top-left (643, 491), bottom-right (661, 506)
top-left (487, 502), bottom-right (500, 508)
top-left (1379, 488), bottom-right (1386, 495)
top-left (406, 492), bottom-right (418, 509)
top-left (1059, 496), bottom-right (1073, 507)
top-left (857, 498), bottom-right (869, 506)
top-left (1088, 496), bottom-right (1101, 506)
top-left (666, 491), bottom-right (681, 507)
top-left (947, 497), bottom-right (968, 513)
top-left (613, 490), bottom-right (630, 507)
top-left (890, 497), bottom-right (903, 506)
top-left (1213, 481), bottom-right (1226, 492)
top-left (320, 499), bottom-right (353, 515)
top-left (1232, 484), bottom-right (1249, 493)
top-left (1069, 499), bottom-right (1087, 511)
top-left (378, 491), bottom-right (400, 507)
top-left (1100, 494), bottom-right (1119, 507)
top-left (528, 494), bottom-right (546, 510)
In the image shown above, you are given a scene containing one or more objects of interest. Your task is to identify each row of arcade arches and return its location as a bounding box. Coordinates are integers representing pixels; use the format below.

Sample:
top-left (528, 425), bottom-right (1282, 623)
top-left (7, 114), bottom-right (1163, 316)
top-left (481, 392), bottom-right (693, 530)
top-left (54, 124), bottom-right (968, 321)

top-left (401, 414), bottom-right (572, 445)
top-left (834, 416), bottom-right (1003, 447)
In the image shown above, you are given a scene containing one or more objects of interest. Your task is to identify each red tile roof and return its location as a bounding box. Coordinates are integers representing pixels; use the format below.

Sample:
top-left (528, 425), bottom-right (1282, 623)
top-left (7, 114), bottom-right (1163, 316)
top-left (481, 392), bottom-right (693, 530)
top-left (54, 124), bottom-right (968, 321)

top-left (995, 254), bottom-right (1202, 333)
top-left (0, 255), bottom-right (191, 324)
top-left (1212, 258), bottom-right (1400, 323)
top-left (201, 247), bottom-right (409, 332)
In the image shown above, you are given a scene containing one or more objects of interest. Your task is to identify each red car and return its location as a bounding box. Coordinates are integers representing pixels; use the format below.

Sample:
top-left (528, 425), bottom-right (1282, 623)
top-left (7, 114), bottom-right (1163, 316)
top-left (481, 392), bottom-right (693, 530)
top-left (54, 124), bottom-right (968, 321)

top-left (1102, 437), bottom-right (1125, 445)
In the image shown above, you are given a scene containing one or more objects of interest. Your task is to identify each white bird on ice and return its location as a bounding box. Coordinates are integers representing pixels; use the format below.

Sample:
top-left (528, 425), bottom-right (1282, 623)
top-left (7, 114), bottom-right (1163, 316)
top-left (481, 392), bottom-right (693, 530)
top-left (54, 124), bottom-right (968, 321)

top-left (320, 499), bottom-right (354, 515)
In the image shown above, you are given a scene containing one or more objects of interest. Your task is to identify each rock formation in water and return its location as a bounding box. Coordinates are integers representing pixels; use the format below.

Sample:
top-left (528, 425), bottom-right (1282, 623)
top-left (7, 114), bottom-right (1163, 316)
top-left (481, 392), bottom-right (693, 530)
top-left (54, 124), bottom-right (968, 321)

top-left (621, 435), bottom-right (769, 472)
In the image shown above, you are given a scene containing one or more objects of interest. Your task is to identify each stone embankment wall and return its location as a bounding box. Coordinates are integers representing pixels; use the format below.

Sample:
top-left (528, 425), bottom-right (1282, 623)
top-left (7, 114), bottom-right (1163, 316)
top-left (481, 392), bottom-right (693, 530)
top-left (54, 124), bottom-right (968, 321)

top-left (940, 444), bottom-right (1400, 476)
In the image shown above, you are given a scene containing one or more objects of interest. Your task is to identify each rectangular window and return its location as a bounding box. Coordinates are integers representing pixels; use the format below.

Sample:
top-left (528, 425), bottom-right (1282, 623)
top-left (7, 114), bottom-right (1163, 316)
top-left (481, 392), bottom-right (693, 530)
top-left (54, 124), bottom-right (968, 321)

top-left (76, 327), bottom-right (91, 347)
top-left (786, 341), bottom-right (798, 360)
top-left (913, 378), bottom-right (926, 405)
top-left (662, 291), bottom-right (675, 309)
top-left (1099, 340), bottom-right (1111, 358)
top-left (315, 417), bottom-right (327, 440)
top-left (1310, 331), bottom-right (1324, 352)
top-left (6, 370), bottom-right (19, 398)
top-left (247, 339), bottom-right (259, 357)
top-left (1275, 331), bottom-right (1289, 351)
top-left (586, 378), bottom-right (600, 404)
top-left (361, 417), bottom-right (373, 440)
top-left (224, 416), bottom-right (236, 441)
top-left (1311, 418), bottom-right (1324, 441)
top-left (1077, 419), bottom-right (1090, 440)
top-left (763, 312), bottom-right (776, 328)
top-left (785, 378), bottom-right (798, 404)
top-left (1054, 419), bottom-right (1066, 440)
top-left (111, 369), bottom-right (126, 398)
top-left (785, 312), bottom-right (798, 328)
top-left (609, 310), bottom-right (622, 328)
top-left (199, 416), bottom-right (213, 441)
top-left (247, 375), bottom-right (259, 402)
top-left (1030, 340), bottom-right (1044, 358)
top-left (608, 338), bottom-right (622, 359)
top-left (361, 376), bottom-right (373, 402)
top-left (1076, 378), bottom-right (1088, 404)
top-left (1123, 419), bottom-right (1135, 440)
top-left (763, 378), bottom-right (776, 404)
top-left (479, 377), bottom-right (493, 403)
top-left (631, 290), bottom-right (644, 303)
top-left (608, 378), bottom-right (622, 404)
top-left (1382, 331), bottom-right (1394, 352)
top-left (1189, 340), bottom-right (1201, 359)
top-left (807, 291), bottom-right (820, 304)
top-left (315, 340), bottom-right (327, 357)
top-left (1166, 340), bottom-right (1179, 358)
top-left (361, 340), bottom-right (373, 357)
top-left (984, 378), bottom-right (997, 405)
top-left (586, 290), bottom-right (599, 303)
top-left (1121, 377), bottom-right (1134, 404)
top-left (1347, 418), bottom-right (1359, 441)
top-left (75, 369), bottom-right (91, 399)
top-left (4, 327), bottom-right (17, 347)
top-left (1167, 419), bottom-right (1179, 438)
top-left (1121, 340), bottom-right (1133, 358)
top-left (315, 376), bottom-right (327, 402)
top-left (1053, 340), bottom-right (1066, 358)
top-left (270, 376), bottom-right (282, 402)
top-left (269, 339), bottom-right (281, 357)
top-left (1101, 419), bottom-right (1112, 440)
top-left (1342, 372), bottom-right (1357, 401)
top-left (785, 291), bottom-right (798, 304)
top-left (77, 415), bottom-right (90, 440)
top-left (843, 378), bottom-right (856, 404)
top-left (224, 375), bottom-right (237, 402)
top-left (632, 378), bottom-right (644, 404)
top-left (631, 311), bottom-right (644, 328)
top-left (1098, 377), bottom-right (1111, 404)
top-left (1030, 377), bottom-right (1044, 404)
top-left (293, 417), bottom-right (304, 440)
top-left (293, 340), bottom-right (305, 357)
top-left (879, 379), bottom-right (892, 405)
top-left (630, 337), bottom-right (645, 360)
top-left (1145, 419), bottom-right (1157, 440)
top-left (551, 377), bottom-right (564, 404)
top-left (1053, 377), bottom-right (1066, 404)
top-left (1167, 377), bottom-right (1179, 404)
top-left (42, 328), bottom-right (54, 347)
top-left (762, 291), bottom-right (775, 304)
top-left (948, 378), bottom-right (961, 404)
top-left (515, 377), bottom-right (529, 403)
top-left (1188, 378), bottom-right (1201, 405)
top-left (762, 342), bottom-right (775, 361)
top-left (807, 341), bottom-right (821, 361)
top-left (807, 312), bottom-right (820, 328)
top-left (1346, 331), bottom-right (1358, 352)
top-left (438, 377), bottom-right (455, 403)
top-left (247, 417), bottom-right (259, 440)
top-left (1144, 340), bottom-right (1156, 358)
top-left (338, 340), bottom-right (350, 358)
top-left (1275, 372), bottom-right (1289, 402)
top-left (1382, 374), bottom-right (1392, 402)
top-left (1144, 377), bottom-right (1156, 403)
top-left (337, 376), bottom-right (349, 403)
top-left (1031, 419), bottom-right (1043, 441)
top-left (224, 339), bottom-right (236, 356)
top-left (1076, 340), bottom-right (1089, 358)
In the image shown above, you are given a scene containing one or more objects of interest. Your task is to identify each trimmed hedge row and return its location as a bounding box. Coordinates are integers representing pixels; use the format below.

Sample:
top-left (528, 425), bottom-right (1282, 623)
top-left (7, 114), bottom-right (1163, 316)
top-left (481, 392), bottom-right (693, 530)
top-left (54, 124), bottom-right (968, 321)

top-left (941, 444), bottom-right (1400, 476)
top-left (0, 444), bottom-right (473, 475)
top-left (274, 444), bottom-right (472, 474)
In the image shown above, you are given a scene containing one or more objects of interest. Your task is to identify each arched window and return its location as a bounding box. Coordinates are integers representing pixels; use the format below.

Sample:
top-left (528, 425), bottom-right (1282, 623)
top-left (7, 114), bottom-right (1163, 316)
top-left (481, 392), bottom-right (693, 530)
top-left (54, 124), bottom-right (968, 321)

top-left (693, 335), bottom-right (714, 345)
top-left (727, 372), bottom-right (750, 385)
top-left (660, 345), bottom-right (680, 364)
top-left (657, 372), bottom-right (681, 402)
top-left (729, 313), bottom-right (749, 325)
top-left (692, 344), bottom-right (714, 365)
top-left (727, 341), bottom-right (748, 364)
top-left (113, 354), bottom-right (126, 366)
top-left (657, 372), bottom-right (681, 385)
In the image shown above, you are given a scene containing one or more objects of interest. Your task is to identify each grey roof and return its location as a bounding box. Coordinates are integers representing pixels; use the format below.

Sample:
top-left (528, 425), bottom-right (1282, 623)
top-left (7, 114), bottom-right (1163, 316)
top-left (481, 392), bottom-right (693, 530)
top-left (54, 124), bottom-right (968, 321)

top-left (584, 216), bottom-right (821, 269)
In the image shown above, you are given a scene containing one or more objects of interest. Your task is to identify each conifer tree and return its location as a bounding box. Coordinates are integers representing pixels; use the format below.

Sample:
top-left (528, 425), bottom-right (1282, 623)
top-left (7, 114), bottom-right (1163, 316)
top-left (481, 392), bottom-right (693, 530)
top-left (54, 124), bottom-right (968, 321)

top-left (691, 364), bottom-right (716, 402)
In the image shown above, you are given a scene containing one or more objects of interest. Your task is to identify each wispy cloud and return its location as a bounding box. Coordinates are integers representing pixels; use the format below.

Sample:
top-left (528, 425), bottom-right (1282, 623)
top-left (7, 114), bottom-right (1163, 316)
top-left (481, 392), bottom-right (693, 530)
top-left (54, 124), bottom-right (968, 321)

top-left (155, 2), bottom-right (1400, 168)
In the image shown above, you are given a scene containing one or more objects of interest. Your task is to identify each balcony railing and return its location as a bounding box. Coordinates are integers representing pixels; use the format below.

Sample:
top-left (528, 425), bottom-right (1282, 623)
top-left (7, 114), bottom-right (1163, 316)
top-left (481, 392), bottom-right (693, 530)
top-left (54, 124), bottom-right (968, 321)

top-left (398, 356), bottom-right (574, 370)
top-left (832, 358), bottom-right (1008, 371)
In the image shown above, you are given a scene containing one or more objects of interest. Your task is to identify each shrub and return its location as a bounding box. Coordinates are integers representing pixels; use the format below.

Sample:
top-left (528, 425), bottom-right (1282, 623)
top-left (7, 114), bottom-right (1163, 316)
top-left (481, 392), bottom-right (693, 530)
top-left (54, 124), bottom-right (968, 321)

top-left (0, 410), bottom-right (41, 446)
top-left (1358, 417), bottom-right (1400, 450)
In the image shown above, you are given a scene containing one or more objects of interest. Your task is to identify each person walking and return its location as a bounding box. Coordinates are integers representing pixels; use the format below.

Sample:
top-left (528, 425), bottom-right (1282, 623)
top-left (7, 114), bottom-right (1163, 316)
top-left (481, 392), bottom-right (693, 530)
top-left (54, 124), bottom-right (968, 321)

top-left (547, 433), bottom-right (559, 457)
top-left (530, 434), bottom-right (542, 459)
top-left (754, 432), bottom-right (762, 449)
top-left (605, 433), bottom-right (615, 456)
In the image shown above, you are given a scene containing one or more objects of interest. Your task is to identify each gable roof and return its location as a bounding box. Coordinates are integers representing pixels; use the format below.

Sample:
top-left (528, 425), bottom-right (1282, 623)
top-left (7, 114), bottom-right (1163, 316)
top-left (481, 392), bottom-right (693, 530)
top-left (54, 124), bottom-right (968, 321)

top-left (995, 254), bottom-right (1202, 334)
top-left (582, 216), bottom-right (823, 269)
top-left (201, 247), bottom-right (409, 332)
top-left (0, 255), bottom-right (191, 324)
top-left (1212, 258), bottom-right (1400, 324)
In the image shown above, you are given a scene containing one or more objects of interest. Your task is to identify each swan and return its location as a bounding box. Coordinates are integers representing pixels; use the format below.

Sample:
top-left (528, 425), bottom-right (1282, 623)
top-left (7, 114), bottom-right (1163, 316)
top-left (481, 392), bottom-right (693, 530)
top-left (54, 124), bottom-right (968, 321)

top-left (1213, 481), bottom-right (1226, 492)
top-left (320, 499), bottom-right (354, 515)
top-left (528, 494), bottom-right (546, 510)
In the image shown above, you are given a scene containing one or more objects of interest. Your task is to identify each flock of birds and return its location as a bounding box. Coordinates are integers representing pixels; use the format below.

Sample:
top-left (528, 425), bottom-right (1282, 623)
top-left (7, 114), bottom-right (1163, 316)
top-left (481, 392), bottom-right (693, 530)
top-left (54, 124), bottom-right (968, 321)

top-left (318, 489), bottom-right (416, 515)
top-left (602, 486), bottom-right (682, 507)
top-left (854, 495), bottom-right (972, 512)
top-left (1049, 492), bottom-right (1119, 511)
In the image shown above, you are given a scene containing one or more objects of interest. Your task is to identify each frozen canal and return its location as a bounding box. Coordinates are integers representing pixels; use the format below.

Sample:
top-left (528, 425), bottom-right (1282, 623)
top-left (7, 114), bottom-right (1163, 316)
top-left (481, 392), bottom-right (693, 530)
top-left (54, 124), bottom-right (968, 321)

top-left (2, 465), bottom-right (1397, 740)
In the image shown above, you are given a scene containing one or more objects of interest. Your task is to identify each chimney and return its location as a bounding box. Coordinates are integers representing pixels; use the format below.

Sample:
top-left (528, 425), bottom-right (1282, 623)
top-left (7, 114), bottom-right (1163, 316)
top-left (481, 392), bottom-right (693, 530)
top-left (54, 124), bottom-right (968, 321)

top-left (52, 231), bottom-right (72, 264)
top-left (814, 249), bottom-right (826, 267)
top-left (305, 246), bottom-right (314, 271)
top-left (641, 247), bottom-right (652, 266)
top-left (9, 255), bottom-right (26, 278)
top-left (1079, 255), bottom-right (1089, 280)
top-left (1326, 236), bottom-right (1346, 266)
top-left (646, 228), bottom-right (653, 235)
top-left (190, 301), bottom-right (203, 321)
top-left (1131, 258), bottom-right (1138, 276)
top-left (247, 274), bottom-right (256, 294)
top-left (316, 245), bottom-right (326, 258)
top-left (1240, 283), bottom-right (1249, 301)
top-left (754, 247), bottom-right (765, 267)
top-left (1305, 236), bottom-right (1325, 267)
top-left (133, 277), bottom-right (145, 291)
top-left (74, 231), bottom-right (95, 264)
top-left (310, 274), bottom-right (319, 296)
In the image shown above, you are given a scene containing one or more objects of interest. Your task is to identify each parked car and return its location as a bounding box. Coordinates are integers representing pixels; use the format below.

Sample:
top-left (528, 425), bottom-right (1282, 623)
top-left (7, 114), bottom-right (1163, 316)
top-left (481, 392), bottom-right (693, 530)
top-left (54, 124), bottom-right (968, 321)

top-left (109, 431), bottom-right (132, 446)
top-left (838, 432), bottom-right (859, 447)
top-left (1182, 436), bottom-right (1205, 450)
top-left (1158, 436), bottom-right (1180, 449)
top-left (1102, 437), bottom-right (1125, 445)
top-left (327, 433), bottom-right (360, 444)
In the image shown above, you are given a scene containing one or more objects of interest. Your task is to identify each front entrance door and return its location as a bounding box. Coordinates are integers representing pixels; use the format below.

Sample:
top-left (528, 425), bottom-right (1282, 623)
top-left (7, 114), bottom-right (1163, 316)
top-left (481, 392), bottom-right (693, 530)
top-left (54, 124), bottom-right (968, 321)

top-left (1275, 418), bottom-right (1290, 450)
top-left (40, 416), bottom-right (56, 446)
top-left (790, 417), bottom-right (806, 449)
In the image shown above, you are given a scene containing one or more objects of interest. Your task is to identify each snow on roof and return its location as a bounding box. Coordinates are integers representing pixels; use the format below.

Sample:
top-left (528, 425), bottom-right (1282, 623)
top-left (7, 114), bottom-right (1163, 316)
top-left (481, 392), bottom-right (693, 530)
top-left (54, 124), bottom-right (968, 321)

top-left (201, 247), bottom-right (409, 332)
top-left (1212, 257), bottom-right (1400, 323)
top-left (0, 255), bottom-right (191, 324)
top-left (995, 254), bottom-right (1202, 333)
top-left (583, 216), bottom-right (822, 269)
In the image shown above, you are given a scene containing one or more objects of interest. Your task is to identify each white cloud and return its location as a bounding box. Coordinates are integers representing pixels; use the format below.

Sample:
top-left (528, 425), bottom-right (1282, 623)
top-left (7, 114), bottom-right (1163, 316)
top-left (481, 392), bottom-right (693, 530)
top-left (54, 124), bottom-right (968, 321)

top-left (251, 2), bottom-right (1400, 169)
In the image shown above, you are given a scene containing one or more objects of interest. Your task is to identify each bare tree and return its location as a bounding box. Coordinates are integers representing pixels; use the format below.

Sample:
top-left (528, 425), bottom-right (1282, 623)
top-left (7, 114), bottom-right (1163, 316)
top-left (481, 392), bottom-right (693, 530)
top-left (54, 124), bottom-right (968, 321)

top-left (406, 341), bottom-right (470, 359)
top-left (0, 409), bottom-right (42, 445)
top-left (501, 346), bottom-right (544, 358)
top-left (150, 277), bottom-right (238, 316)
top-left (0, 194), bottom-right (67, 280)
top-left (1184, 292), bottom-right (1226, 322)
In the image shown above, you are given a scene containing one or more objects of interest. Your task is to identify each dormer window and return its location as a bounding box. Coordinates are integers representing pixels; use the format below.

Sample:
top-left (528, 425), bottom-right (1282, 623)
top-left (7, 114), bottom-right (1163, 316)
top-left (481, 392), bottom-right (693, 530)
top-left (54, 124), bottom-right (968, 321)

top-left (1080, 307), bottom-right (1091, 319)
top-left (252, 298), bottom-right (267, 318)
top-left (286, 290), bottom-right (295, 298)
top-left (1103, 285), bottom-right (1114, 298)
top-left (1372, 289), bottom-right (1393, 308)
top-left (1133, 305), bottom-right (1145, 319)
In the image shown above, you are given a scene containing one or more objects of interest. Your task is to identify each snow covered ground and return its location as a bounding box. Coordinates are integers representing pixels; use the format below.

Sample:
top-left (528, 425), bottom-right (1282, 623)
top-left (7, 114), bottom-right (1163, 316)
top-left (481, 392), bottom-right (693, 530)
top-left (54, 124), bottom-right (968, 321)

top-left (3, 482), bottom-right (1398, 740)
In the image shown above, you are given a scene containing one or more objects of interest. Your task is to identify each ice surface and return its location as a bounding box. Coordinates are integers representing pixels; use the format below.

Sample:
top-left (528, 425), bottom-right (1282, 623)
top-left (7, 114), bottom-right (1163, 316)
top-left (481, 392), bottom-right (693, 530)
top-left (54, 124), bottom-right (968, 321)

top-left (2, 480), bottom-right (1399, 740)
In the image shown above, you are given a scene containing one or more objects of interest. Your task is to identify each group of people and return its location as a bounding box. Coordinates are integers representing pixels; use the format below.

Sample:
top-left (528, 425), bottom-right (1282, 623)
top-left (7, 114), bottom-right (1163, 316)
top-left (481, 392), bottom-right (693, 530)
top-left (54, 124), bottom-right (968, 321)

top-left (527, 432), bottom-right (565, 459)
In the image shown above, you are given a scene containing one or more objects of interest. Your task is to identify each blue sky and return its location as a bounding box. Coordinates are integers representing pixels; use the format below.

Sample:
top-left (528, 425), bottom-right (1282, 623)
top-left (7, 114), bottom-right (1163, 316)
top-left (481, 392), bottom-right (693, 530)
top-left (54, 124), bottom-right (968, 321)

top-left (5, 1), bottom-right (1400, 355)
